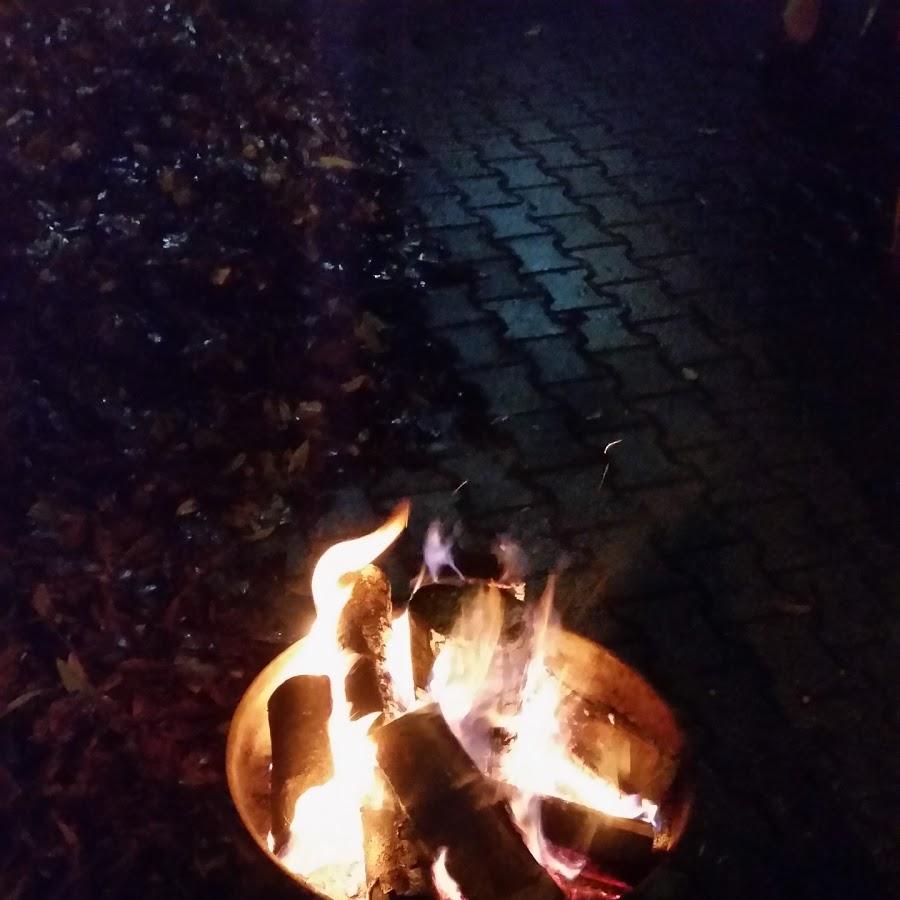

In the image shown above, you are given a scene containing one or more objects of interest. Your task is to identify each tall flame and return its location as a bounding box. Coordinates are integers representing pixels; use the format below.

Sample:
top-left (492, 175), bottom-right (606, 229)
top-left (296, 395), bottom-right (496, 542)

top-left (428, 575), bottom-right (658, 881)
top-left (274, 502), bottom-right (409, 897)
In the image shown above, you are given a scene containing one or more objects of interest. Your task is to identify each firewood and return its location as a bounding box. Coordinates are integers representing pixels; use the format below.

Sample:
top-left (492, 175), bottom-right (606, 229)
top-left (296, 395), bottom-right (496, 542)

top-left (339, 564), bottom-right (395, 719)
top-left (267, 674), bottom-right (333, 853)
top-left (375, 704), bottom-right (563, 900)
top-left (408, 582), bottom-right (524, 691)
top-left (362, 768), bottom-right (434, 900)
top-left (338, 564), bottom-right (392, 657)
top-left (540, 796), bottom-right (657, 884)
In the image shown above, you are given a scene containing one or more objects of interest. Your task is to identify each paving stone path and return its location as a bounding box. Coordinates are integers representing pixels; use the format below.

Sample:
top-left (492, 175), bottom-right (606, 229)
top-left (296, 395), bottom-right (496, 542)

top-left (324, 3), bottom-right (898, 898)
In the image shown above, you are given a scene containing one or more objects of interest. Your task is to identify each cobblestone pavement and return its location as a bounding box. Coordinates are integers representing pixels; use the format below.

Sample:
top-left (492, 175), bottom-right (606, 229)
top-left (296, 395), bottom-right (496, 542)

top-left (322, 2), bottom-right (899, 898)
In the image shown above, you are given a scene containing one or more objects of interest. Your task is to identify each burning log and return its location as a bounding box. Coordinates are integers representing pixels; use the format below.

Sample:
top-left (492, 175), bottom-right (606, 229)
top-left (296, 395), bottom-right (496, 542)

top-left (338, 564), bottom-right (392, 657)
top-left (267, 674), bottom-right (333, 853)
top-left (375, 704), bottom-right (564, 900)
top-left (540, 796), bottom-right (657, 885)
top-left (339, 564), bottom-right (394, 719)
top-left (362, 769), bottom-right (433, 900)
top-left (408, 582), bottom-right (524, 691)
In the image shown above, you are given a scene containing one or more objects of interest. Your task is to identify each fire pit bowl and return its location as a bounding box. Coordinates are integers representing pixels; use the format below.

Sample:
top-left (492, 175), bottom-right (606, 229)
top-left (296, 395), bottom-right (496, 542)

top-left (226, 627), bottom-right (693, 899)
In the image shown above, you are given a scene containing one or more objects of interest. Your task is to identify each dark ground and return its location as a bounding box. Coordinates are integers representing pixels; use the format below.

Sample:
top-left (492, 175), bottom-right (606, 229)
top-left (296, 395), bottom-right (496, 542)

top-left (1, 1), bottom-right (898, 899)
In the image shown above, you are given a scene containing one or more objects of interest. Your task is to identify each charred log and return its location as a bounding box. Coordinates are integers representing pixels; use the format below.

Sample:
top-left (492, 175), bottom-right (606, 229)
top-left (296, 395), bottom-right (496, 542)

top-left (339, 564), bottom-right (395, 719)
top-left (267, 674), bottom-right (333, 853)
top-left (362, 768), bottom-right (434, 900)
top-left (338, 564), bottom-right (392, 657)
top-left (408, 582), bottom-right (524, 691)
top-left (540, 796), bottom-right (657, 884)
top-left (375, 704), bottom-right (563, 900)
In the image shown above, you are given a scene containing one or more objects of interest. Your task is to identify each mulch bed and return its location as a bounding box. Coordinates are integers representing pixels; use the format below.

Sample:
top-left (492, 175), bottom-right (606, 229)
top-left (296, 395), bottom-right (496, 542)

top-left (0, 2), bottom-right (463, 896)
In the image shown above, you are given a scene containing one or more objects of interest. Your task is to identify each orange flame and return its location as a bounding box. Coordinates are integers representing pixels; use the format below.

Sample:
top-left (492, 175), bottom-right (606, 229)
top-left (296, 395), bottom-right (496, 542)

top-left (432, 848), bottom-right (466, 900)
top-left (270, 504), bottom-right (658, 898)
top-left (274, 502), bottom-right (409, 897)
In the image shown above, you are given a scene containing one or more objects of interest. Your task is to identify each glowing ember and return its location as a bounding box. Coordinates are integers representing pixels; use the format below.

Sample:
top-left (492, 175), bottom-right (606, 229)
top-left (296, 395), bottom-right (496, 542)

top-left (267, 505), bottom-right (662, 899)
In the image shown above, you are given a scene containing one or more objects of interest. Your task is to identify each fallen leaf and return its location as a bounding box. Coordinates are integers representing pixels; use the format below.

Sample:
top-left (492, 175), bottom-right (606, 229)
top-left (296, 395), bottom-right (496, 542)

top-left (317, 155), bottom-right (355, 171)
top-left (681, 367), bottom-right (699, 382)
top-left (56, 653), bottom-right (92, 694)
top-left (287, 440), bottom-right (310, 474)
top-left (224, 452), bottom-right (247, 474)
top-left (525, 24), bottom-right (543, 37)
top-left (61, 141), bottom-right (83, 161)
top-left (31, 583), bottom-right (52, 619)
top-left (354, 312), bottom-right (386, 352)
top-left (176, 498), bottom-right (198, 516)
top-left (341, 374), bottom-right (371, 393)
top-left (296, 400), bottom-right (323, 418)
top-left (244, 524), bottom-right (277, 543)
top-left (210, 266), bottom-right (231, 286)
top-left (56, 818), bottom-right (80, 849)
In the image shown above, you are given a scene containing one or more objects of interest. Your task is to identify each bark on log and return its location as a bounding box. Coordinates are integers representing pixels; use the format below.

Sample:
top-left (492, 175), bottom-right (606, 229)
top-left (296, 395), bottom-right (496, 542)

top-left (362, 768), bottom-right (434, 900)
top-left (339, 564), bottom-right (394, 719)
top-left (338, 564), bottom-right (392, 657)
top-left (267, 674), bottom-right (333, 854)
top-left (408, 582), bottom-right (524, 691)
top-left (540, 796), bottom-right (657, 884)
top-left (375, 704), bottom-right (563, 900)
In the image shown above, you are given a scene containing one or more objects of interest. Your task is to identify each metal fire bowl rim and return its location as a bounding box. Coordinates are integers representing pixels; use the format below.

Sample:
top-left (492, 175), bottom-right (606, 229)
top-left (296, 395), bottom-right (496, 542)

top-left (226, 629), bottom-right (694, 899)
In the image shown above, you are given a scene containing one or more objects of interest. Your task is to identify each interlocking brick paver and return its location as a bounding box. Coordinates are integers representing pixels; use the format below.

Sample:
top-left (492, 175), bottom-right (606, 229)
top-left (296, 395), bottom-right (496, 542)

top-left (444, 451), bottom-right (535, 513)
top-left (486, 297), bottom-right (564, 339)
top-left (491, 157), bottom-right (555, 188)
top-left (573, 244), bottom-right (652, 284)
top-left (479, 203), bottom-right (546, 239)
top-left (556, 164), bottom-right (618, 197)
top-left (423, 286), bottom-right (486, 327)
top-left (535, 464), bottom-right (632, 530)
top-left (568, 123), bottom-right (616, 151)
top-left (496, 409), bottom-right (593, 471)
top-left (536, 269), bottom-right (613, 310)
top-left (420, 194), bottom-right (479, 227)
top-left (637, 392), bottom-right (727, 448)
top-left (605, 280), bottom-right (688, 322)
top-left (507, 234), bottom-right (579, 273)
top-left (603, 347), bottom-right (685, 397)
top-left (543, 215), bottom-right (616, 250)
top-left (592, 147), bottom-right (646, 177)
top-left (522, 335), bottom-right (593, 382)
top-left (434, 147), bottom-right (491, 178)
top-left (434, 225), bottom-right (501, 261)
top-left (510, 119), bottom-right (558, 143)
top-left (478, 135), bottom-right (529, 160)
top-left (578, 307), bottom-right (647, 352)
top-left (653, 253), bottom-right (713, 293)
top-left (437, 322), bottom-right (512, 369)
top-left (546, 378), bottom-right (647, 430)
top-left (585, 193), bottom-right (648, 225)
top-left (474, 259), bottom-right (531, 299)
top-left (466, 364), bottom-right (549, 416)
top-left (588, 427), bottom-right (688, 488)
top-left (533, 140), bottom-right (589, 168)
top-left (456, 175), bottom-right (516, 208)
top-left (517, 184), bottom-right (583, 216)
top-left (612, 222), bottom-right (685, 259)
top-left (639, 317), bottom-right (728, 365)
